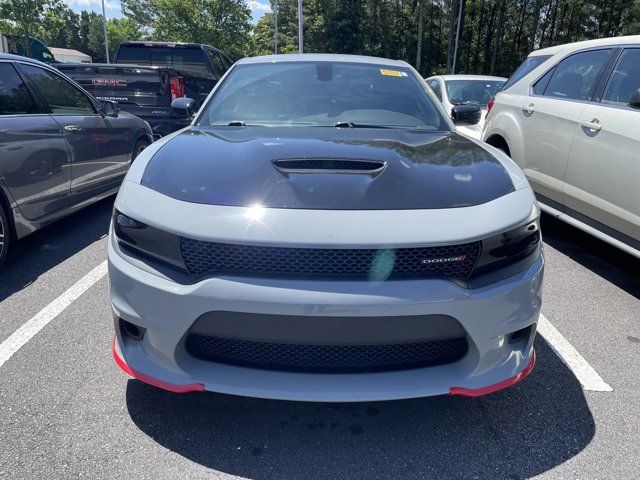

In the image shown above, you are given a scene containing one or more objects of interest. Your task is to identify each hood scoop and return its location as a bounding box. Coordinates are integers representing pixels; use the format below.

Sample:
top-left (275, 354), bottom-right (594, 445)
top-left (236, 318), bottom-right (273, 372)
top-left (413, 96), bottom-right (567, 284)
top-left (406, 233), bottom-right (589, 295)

top-left (273, 158), bottom-right (387, 177)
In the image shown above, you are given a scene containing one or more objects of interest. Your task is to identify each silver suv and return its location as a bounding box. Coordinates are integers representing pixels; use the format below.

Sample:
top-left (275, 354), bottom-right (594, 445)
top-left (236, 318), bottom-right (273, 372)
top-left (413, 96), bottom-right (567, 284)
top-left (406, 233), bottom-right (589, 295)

top-left (483, 36), bottom-right (640, 258)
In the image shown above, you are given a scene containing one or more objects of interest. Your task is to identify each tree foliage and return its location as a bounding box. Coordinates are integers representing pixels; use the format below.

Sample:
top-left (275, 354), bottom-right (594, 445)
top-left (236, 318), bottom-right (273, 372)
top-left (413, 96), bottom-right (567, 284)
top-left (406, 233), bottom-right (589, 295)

top-left (0, 0), bottom-right (65, 55)
top-left (2, 0), bottom-right (640, 75)
top-left (120, 0), bottom-right (252, 58)
top-left (107, 18), bottom-right (144, 58)
top-left (255, 0), bottom-right (640, 77)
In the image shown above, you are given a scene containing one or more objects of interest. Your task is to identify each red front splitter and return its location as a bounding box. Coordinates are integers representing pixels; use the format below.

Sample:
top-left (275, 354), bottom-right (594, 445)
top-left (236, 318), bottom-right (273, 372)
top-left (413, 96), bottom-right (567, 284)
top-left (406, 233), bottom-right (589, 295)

top-left (112, 336), bottom-right (204, 393)
top-left (449, 349), bottom-right (536, 398)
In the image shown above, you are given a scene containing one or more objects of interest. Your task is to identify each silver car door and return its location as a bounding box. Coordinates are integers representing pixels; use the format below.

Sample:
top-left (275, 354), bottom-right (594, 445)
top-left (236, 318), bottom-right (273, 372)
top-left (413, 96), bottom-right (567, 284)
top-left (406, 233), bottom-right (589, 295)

top-left (521, 48), bottom-right (614, 205)
top-left (564, 47), bottom-right (640, 245)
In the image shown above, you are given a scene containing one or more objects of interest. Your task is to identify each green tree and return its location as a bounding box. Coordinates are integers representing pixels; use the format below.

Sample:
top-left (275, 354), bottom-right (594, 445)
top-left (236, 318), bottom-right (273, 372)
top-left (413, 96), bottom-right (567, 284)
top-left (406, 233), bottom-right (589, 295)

top-left (47, 8), bottom-right (81, 50)
top-left (0, 0), bottom-right (64, 55)
top-left (121, 0), bottom-right (253, 58)
top-left (253, 12), bottom-right (277, 55)
top-left (621, 0), bottom-right (640, 34)
top-left (86, 12), bottom-right (107, 62)
top-left (107, 18), bottom-right (144, 59)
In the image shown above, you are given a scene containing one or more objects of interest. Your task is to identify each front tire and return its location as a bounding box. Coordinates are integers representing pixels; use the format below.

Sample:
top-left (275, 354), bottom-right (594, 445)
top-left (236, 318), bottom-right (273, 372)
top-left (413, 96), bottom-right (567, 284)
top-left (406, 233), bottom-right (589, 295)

top-left (132, 139), bottom-right (150, 162)
top-left (0, 203), bottom-right (10, 269)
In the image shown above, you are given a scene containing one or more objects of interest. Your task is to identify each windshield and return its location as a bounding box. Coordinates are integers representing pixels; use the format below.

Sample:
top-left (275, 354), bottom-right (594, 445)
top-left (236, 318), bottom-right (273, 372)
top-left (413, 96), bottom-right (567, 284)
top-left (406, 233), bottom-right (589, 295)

top-left (501, 55), bottom-right (552, 91)
top-left (116, 46), bottom-right (209, 72)
top-left (445, 80), bottom-right (504, 106)
top-left (196, 61), bottom-right (449, 130)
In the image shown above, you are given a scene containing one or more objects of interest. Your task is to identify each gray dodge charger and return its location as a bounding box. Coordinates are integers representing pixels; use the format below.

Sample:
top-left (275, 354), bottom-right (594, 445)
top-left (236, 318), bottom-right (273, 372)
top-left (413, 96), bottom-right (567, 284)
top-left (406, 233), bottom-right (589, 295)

top-left (110, 54), bottom-right (543, 401)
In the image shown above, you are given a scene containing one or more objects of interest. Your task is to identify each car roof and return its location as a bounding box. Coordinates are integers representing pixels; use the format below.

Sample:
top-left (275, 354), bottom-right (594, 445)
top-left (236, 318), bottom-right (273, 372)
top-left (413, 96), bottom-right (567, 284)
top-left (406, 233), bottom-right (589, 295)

top-left (0, 53), bottom-right (51, 68)
top-left (238, 53), bottom-right (412, 68)
top-left (120, 41), bottom-right (222, 52)
top-left (435, 74), bottom-right (507, 82)
top-left (529, 35), bottom-right (640, 57)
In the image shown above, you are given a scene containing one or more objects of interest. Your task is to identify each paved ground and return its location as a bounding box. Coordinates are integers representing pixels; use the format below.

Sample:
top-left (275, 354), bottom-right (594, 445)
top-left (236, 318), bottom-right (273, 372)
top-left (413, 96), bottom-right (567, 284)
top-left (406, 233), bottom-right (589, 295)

top-left (0, 196), bottom-right (638, 479)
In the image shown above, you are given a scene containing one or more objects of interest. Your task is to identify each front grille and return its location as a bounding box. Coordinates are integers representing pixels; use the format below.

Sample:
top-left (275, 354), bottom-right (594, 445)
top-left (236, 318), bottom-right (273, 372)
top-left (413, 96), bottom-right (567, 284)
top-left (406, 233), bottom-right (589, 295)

top-left (179, 238), bottom-right (480, 281)
top-left (185, 334), bottom-right (469, 372)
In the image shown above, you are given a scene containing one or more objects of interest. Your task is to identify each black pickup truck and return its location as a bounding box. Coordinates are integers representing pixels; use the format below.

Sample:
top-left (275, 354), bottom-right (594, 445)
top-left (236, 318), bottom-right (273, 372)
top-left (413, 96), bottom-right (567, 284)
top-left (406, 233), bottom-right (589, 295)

top-left (57, 42), bottom-right (232, 138)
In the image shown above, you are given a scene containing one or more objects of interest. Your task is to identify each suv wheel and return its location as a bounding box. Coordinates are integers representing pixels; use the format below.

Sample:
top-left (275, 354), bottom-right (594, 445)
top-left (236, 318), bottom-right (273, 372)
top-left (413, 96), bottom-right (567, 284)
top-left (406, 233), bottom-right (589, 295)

top-left (132, 139), bottom-right (150, 161)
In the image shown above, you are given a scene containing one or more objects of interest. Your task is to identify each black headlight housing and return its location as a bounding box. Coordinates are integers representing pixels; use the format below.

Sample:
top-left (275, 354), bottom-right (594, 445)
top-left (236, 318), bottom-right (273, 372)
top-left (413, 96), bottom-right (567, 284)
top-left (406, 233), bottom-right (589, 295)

top-left (113, 210), bottom-right (186, 272)
top-left (467, 213), bottom-right (541, 288)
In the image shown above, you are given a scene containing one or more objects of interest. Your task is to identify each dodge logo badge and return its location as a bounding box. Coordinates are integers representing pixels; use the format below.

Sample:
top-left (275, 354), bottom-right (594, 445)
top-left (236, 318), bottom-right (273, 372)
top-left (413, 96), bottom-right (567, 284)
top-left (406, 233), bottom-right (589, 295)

top-left (422, 255), bottom-right (468, 264)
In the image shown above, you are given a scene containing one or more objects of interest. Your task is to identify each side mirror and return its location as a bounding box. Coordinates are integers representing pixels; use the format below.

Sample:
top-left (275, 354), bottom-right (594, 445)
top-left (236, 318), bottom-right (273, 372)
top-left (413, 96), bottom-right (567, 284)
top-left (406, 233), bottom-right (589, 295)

top-left (171, 97), bottom-right (196, 119)
top-left (630, 89), bottom-right (640, 110)
top-left (100, 100), bottom-right (120, 117)
top-left (451, 104), bottom-right (482, 125)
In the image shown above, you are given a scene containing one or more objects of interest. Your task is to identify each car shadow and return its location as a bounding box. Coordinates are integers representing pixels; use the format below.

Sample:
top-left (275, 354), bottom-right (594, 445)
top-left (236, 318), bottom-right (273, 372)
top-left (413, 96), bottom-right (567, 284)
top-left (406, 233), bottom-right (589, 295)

top-left (0, 196), bottom-right (114, 303)
top-left (540, 213), bottom-right (640, 300)
top-left (126, 338), bottom-right (594, 479)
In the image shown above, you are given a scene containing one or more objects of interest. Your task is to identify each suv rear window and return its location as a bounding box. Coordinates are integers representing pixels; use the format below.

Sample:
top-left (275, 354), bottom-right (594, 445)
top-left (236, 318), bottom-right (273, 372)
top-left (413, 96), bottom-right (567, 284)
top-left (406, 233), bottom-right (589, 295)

top-left (117, 46), bottom-right (208, 72)
top-left (0, 63), bottom-right (38, 115)
top-left (116, 46), bottom-right (149, 64)
top-left (501, 55), bottom-right (552, 91)
top-left (543, 49), bottom-right (611, 101)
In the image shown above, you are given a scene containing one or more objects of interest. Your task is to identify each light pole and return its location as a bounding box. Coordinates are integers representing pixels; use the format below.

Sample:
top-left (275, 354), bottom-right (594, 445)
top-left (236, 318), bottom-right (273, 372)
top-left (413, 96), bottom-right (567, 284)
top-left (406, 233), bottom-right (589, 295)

top-left (274, 0), bottom-right (278, 54)
top-left (298, 0), bottom-right (303, 53)
top-left (101, 0), bottom-right (110, 63)
top-left (451, 0), bottom-right (463, 74)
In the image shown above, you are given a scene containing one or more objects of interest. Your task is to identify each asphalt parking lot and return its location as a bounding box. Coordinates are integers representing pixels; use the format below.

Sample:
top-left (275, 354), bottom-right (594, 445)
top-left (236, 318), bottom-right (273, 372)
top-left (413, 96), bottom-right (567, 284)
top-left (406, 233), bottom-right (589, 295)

top-left (0, 195), bottom-right (638, 480)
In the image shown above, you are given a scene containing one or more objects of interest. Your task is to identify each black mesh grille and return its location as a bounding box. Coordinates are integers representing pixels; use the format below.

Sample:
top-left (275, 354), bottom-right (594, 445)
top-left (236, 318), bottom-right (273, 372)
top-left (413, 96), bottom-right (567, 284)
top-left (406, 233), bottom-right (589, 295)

top-left (273, 158), bottom-right (385, 172)
top-left (179, 239), bottom-right (480, 281)
top-left (185, 334), bottom-right (468, 372)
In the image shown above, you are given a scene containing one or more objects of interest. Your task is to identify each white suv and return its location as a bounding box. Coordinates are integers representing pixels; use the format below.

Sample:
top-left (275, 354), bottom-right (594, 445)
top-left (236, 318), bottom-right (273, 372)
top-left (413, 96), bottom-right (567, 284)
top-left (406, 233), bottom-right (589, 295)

top-left (483, 36), bottom-right (640, 258)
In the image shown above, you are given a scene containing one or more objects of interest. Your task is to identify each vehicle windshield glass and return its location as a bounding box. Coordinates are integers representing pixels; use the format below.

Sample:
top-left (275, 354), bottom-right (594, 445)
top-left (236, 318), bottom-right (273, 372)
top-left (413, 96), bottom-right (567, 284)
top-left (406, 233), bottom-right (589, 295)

top-left (116, 46), bottom-right (208, 72)
top-left (445, 80), bottom-right (504, 106)
top-left (501, 54), bottom-right (552, 91)
top-left (150, 49), bottom-right (208, 72)
top-left (197, 61), bottom-right (449, 130)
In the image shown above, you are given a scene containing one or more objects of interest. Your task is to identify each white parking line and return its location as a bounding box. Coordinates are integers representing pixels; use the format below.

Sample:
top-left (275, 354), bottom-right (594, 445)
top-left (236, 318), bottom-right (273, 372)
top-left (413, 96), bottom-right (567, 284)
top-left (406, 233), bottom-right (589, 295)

top-left (538, 313), bottom-right (613, 392)
top-left (0, 261), bottom-right (107, 370)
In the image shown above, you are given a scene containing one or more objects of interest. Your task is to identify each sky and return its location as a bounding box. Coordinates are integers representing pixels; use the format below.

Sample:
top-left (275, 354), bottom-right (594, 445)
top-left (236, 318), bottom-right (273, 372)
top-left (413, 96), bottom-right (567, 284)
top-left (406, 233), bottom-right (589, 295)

top-left (62, 0), bottom-right (272, 23)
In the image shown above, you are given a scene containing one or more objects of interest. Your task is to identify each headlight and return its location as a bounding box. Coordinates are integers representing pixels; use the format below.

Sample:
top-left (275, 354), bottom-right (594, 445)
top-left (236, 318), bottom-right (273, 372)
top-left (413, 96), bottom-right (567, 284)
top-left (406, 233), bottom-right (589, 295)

top-left (113, 209), bottom-right (542, 288)
top-left (113, 210), bottom-right (186, 271)
top-left (468, 211), bottom-right (542, 288)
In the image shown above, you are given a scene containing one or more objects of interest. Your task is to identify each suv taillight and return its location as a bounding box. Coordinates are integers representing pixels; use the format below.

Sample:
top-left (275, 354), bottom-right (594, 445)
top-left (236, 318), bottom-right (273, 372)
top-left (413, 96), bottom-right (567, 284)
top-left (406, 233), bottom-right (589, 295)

top-left (170, 76), bottom-right (185, 101)
top-left (486, 97), bottom-right (496, 116)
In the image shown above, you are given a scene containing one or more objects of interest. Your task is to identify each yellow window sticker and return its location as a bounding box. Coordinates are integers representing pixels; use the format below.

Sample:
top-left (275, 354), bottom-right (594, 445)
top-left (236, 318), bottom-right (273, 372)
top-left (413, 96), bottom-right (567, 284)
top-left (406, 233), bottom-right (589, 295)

top-left (380, 69), bottom-right (407, 77)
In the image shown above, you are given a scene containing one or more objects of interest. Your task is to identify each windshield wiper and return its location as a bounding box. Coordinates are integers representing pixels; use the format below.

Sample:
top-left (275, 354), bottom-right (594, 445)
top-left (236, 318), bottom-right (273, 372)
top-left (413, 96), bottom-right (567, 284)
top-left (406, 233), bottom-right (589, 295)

top-left (333, 121), bottom-right (398, 129)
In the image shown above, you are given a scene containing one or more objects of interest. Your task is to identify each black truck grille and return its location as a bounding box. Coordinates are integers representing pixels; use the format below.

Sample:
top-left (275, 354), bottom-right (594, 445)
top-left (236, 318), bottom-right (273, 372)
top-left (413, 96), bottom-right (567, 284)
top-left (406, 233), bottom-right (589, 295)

top-left (185, 334), bottom-right (469, 372)
top-left (179, 238), bottom-right (480, 281)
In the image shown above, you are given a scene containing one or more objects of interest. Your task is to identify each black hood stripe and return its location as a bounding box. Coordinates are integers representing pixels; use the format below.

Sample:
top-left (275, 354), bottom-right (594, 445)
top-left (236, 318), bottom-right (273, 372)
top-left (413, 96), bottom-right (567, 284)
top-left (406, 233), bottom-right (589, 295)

top-left (141, 127), bottom-right (514, 210)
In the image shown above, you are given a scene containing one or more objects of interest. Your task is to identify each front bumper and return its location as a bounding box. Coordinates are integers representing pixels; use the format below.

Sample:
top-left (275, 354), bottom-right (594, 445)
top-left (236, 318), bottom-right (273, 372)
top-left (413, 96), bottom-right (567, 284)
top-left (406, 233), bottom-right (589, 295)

top-left (109, 235), bottom-right (543, 401)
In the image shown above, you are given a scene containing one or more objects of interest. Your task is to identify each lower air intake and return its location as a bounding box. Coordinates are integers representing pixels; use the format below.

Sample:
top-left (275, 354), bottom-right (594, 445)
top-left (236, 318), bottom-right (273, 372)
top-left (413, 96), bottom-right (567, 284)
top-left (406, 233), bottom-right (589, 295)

top-left (185, 334), bottom-right (469, 373)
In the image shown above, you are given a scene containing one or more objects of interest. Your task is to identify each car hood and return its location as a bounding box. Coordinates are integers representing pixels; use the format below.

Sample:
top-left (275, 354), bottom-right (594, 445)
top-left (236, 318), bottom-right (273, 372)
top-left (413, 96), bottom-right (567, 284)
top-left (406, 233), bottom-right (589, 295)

top-left (140, 126), bottom-right (514, 210)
